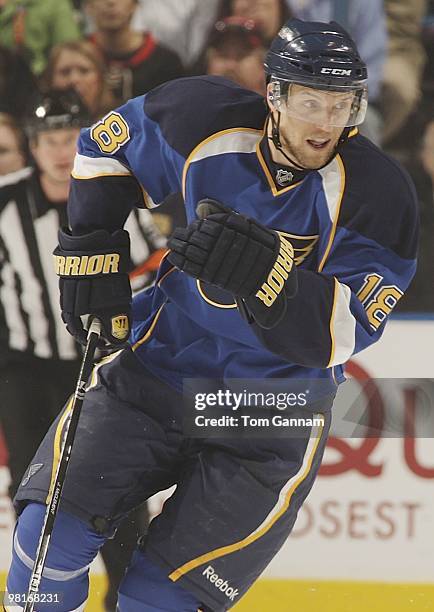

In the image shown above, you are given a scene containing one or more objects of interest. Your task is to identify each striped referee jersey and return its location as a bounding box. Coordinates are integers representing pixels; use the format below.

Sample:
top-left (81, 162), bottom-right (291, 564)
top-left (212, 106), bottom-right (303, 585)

top-left (0, 167), bottom-right (166, 362)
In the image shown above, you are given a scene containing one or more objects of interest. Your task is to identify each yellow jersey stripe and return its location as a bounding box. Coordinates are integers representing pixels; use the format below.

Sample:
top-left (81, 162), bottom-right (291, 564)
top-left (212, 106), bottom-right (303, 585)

top-left (87, 350), bottom-right (123, 392)
top-left (130, 263), bottom-right (174, 352)
top-left (157, 265), bottom-right (176, 287)
top-left (196, 279), bottom-right (237, 309)
top-left (169, 418), bottom-right (325, 581)
top-left (46, 396), bottom-right (74, 503)
top-left (140, 186), bottom-right (157, 209)
top-left (131, 303), bottom-right (166, 351)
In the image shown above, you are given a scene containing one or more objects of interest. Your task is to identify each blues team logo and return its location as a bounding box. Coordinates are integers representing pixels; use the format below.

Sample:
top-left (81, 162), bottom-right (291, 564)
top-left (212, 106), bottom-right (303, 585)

top-left (277, 232), bottom-right (319, 266)
top-left (21, 463), bottom-right (43, 486)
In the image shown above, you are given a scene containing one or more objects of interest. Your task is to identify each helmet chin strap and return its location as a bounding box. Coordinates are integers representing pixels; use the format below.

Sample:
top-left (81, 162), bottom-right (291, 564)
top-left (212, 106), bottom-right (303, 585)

top-left (267, 110), bottom-right (351, 172)
top-left (269, 111), bottom-right (306, 170)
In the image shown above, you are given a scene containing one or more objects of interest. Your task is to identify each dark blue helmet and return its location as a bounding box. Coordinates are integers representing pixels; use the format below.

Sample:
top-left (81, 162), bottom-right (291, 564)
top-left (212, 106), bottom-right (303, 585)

top-left (264, 20), bottom-right (368, 128)
top-left (264, 19), bottom-right (367, 88)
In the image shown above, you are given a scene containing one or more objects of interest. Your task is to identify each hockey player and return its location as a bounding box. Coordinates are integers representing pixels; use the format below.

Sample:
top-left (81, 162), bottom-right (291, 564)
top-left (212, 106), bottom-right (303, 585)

top-left (6, 19), bottom-right (418, 612)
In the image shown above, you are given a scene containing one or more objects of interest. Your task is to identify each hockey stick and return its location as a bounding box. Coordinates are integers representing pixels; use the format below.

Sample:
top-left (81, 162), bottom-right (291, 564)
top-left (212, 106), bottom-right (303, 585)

top-left (22, 318), bottom-right (102, 612)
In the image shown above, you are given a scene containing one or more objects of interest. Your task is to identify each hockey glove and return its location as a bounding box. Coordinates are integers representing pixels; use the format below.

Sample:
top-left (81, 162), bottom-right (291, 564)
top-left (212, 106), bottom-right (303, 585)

top-left (53, 228), bottom-right (132, 347)
top-left (167, 199), bottom-right (297, 329)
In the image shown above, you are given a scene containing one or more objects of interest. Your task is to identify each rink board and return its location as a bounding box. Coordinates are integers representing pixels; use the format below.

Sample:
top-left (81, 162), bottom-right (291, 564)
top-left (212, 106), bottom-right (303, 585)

top-left (0, 318), bottom-right (433, 610)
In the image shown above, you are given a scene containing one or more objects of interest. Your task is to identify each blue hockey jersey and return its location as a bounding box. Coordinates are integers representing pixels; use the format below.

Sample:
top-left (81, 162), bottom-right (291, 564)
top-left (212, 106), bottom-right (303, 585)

top-left (68, 76), bottom-right (418, 395)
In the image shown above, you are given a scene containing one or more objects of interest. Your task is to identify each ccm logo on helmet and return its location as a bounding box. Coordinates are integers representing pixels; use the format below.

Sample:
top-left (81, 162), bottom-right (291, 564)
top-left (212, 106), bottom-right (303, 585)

top-left (321, 68), bottom-right (352, 76)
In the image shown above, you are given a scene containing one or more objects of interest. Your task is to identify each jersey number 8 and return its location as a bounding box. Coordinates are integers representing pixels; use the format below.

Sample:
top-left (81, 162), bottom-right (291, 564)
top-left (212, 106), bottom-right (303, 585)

top-left (91, 112), bottom-right (130, 154)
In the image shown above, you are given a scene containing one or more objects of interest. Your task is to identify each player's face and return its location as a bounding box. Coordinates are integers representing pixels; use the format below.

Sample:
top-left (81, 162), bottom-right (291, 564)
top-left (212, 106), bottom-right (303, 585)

top-left (0, 124), bottom-right (25, 175)
top-left (267, 84), bottom-right (349, 169)
top-left (31, 128), bottom-right (80, 184)
top-left (51, 50), bottom-right (101, 114)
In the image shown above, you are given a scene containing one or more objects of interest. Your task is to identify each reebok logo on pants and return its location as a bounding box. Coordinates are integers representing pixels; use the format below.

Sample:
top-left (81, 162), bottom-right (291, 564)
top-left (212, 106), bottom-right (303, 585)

top-left (202, 565), bottom-right (240, 601)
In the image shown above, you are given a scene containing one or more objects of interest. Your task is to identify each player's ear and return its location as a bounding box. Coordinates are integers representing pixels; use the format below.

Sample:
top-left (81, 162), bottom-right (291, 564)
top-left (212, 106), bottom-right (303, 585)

top-left (266, 82), bottom-right (278, 113)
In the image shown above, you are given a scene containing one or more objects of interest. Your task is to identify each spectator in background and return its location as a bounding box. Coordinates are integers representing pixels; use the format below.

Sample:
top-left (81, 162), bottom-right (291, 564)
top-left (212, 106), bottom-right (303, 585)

top-left (0, 114), bottom-right (26, 175)
top-left (398, 117), bottom-right (434, 312)
top-left (285, 0), bottom-right (387, 145)
top-left (206, 17), bottom-right (267, 96)
top-left (0, 46), bottom-right (37, 119)
top-left (381, 0), bottom-right (427, 145)
top-left (84, 0), bottom-right (184, 104)
top-left (131, 0), bottom-right (221, 70)
top-left (0, 0), bottom-right (80, 75)
top-left (220, 0), bottom-right (292, 41)
top-left (42, 40), bottom-right (116, 120)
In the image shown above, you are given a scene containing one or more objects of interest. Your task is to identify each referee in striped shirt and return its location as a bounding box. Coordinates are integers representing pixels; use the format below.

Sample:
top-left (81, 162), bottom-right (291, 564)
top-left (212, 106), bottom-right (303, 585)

top-left (0, 89), bottom-right (166, 610)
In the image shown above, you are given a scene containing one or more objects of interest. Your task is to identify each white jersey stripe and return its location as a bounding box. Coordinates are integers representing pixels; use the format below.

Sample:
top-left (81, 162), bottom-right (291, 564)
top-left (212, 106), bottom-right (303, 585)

top-left (328, 279), bottom-right (356, 366)
top-left (317, 155), bottom-right (346, 272)
top-left (188, 129), bottom-right (260, 164)
top-left (318, 156), bottom-right (344, 224)
top-left (13, 532), bottom-right (90, 581)
top-left (0, 201), bottom-right (51, 358)
top-left (72, 153), bottom-right (131, 179)
top-left (34, 210), bottom-right (77, 359)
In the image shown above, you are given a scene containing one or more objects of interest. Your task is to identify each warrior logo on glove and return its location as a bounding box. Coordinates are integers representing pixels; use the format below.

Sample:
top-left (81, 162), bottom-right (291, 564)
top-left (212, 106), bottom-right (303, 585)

top-left (167, 199), bottom-right (298, 329)
top-left (53, 253), bottom-right (120, 276)
top-left (256, 235), bottom-right (294, 307)
top-left (53, 228), bottom-right (132, 347)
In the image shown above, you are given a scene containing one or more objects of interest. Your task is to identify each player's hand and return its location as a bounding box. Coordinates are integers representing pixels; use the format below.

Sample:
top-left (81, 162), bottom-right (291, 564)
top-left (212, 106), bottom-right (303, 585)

top-left (167, 199), bottom-right (297, 329)
top-left (53, 228), bottom-right (132, 347)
